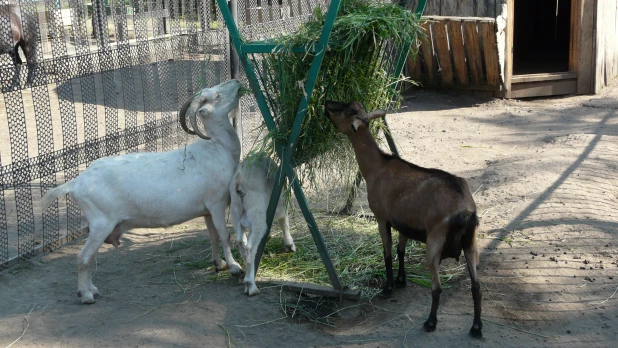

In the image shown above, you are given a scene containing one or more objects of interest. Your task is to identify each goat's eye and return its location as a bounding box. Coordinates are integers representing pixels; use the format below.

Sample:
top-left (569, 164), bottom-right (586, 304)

top-left (216, 93), bottom-right (221, 100)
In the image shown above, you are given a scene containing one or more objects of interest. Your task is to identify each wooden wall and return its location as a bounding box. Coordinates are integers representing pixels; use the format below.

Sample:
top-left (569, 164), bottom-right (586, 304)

top-left (407, 17), bottom-right (501, 92)
top-left (408, 0), bottom-right (507, 17)
top-left (594, 0), bottom-right (618, 92)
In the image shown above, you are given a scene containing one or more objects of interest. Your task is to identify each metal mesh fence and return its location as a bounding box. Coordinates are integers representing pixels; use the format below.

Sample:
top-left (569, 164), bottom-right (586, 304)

top-left (0, 0), bottom-right (334, 269)
top-left (0, 0), bottom-right (229, 269)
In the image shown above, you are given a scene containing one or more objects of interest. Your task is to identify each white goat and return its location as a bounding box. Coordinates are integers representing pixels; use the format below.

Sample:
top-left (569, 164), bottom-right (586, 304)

top-left (41, 80), bottom-right (243, 304)
top-left (230, 155), bottom-right (296, 295)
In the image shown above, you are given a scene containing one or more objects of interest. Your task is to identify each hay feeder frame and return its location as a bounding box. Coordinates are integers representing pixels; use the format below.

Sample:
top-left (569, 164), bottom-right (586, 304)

top-left (217, 0), bottom-right (427, 300)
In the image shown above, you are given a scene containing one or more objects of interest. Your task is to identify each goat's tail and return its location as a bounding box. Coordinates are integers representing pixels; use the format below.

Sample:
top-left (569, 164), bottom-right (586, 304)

top-left (443, 211), bottom-right (479, 260)
top-left (232, 165), bottom-right (244, 200)
top-left (459, 211), bottom-right (479, 249)
top-left (41, 182), bottom-right (72, 211)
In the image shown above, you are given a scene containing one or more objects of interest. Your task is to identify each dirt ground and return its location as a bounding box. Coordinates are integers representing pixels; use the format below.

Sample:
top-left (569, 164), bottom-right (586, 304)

top-left (1, 81), bottom-right (617, 348)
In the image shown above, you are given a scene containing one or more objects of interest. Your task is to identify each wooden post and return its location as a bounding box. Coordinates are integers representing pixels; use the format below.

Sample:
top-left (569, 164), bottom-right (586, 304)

top-left (503, 0), bottom-right (514, 98)
top-left (577, 0), bottom-right (595, 94)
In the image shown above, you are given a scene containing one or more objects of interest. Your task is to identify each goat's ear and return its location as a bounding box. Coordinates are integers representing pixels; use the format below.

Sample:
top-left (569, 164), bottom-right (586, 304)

top-left (325, 101), bottom-right (348, 113)
top-left (351, 118), bottom-right (364, 132)
top-left (367, 110), bottom-right (387, 120)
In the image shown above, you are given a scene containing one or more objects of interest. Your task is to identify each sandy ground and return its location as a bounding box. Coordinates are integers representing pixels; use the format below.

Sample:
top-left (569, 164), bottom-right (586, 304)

top-left (0, 82), bottom-right (617, 348)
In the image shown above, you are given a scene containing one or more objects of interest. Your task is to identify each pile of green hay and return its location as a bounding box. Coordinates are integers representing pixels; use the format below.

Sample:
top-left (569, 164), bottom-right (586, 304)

top-left (249, 0), bottom-right (425, 184)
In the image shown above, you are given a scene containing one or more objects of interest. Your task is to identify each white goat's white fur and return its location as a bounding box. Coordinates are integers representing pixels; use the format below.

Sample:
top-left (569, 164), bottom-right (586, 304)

top-left (229, 155), bottom-right (296, 296)
top-left (41, 80), bottom-right (243, 304)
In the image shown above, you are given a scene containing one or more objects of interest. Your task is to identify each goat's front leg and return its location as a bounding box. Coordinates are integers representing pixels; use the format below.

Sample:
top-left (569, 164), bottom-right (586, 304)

top-left (378, 220), bottom-right (394, 298)
top-left (396, 234), bottom-right (408, 288)
top-left (204, 215), bottom-right (227, 272)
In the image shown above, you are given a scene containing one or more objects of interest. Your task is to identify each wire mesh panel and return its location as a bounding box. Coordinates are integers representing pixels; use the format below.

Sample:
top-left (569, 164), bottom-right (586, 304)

top-left (0, 0), bottom-right (229, 269)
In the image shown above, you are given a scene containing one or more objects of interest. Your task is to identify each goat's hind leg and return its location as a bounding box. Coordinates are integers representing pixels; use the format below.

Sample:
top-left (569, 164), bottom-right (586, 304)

top-left (278, 214), bottom-right (296, 253)
top-left (77, 220), bottom-right (115, 304)
top-left (242, 217), bottom-right (268, 296)
top-left (11, 46), bottom-right (22, 65)
top-left (464, 240), bottom-right (482, 338)
top-left (423, 236), bottom-right (444, 332)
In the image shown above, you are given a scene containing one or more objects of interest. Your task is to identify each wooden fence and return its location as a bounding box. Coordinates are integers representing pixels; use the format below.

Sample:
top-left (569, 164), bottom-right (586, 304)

top-left (407, 16), bottom-right (501, 93)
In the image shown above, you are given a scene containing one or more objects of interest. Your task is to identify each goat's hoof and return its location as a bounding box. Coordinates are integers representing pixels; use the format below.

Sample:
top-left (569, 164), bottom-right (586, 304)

top-left (76, 290), bottom-right (82, 297)
top-left (212, 260), bottom-right (227, 272)
top-left (93, 292), bottom-right (102, 299)
top-left (469, 327), bottom-right (482, 339)
top-left (423, 320), bottom-right (437, 332)
top-left (284, 243), bottom-right (296, 253)
top-left (469, 323), bottom-right (483, 339)
top-left (378, 288), bottom-right (393, 299)
top-left (244, 281), bottom-right (260, 296)
top-left (336, 207), bottom-right (352, 215)
top-left (81, 294), bottom-right (96, 304)
top-left (229, 264), bottom-right (243, 277)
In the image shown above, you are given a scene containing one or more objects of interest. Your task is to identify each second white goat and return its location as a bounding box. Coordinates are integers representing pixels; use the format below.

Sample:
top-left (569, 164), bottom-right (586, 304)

top-left (230, 155), bottom-right (296, 295)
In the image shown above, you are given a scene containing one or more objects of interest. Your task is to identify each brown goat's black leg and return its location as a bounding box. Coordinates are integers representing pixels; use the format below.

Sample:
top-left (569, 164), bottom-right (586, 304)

top-left (395, 234), bottom-right (408, 288)
top-left (11, 45), bottom-right (23, 65)
top-left (378, 221), bottom-right (394, 298)
top-left (424, 240), bottom-right (443, 332)
top-left (464, 243), bottom-right (483, 338)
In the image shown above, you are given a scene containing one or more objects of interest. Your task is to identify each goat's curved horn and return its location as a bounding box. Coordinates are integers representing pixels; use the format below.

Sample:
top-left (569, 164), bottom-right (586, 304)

top-left (178, 98), bottom-right (196, 135)
top-left (189, 97), bottom-right (212, 140)
top-left (367, 110), bottom-right (387, 120)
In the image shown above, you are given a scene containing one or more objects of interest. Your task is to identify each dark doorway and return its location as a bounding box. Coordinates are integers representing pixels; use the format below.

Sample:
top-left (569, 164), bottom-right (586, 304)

top-left (513, 0), bottom-right (572, 75)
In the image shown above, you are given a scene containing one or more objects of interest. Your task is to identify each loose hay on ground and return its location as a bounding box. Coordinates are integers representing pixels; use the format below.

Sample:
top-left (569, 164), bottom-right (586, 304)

top-left (164, 212), bottom-right (465, 301)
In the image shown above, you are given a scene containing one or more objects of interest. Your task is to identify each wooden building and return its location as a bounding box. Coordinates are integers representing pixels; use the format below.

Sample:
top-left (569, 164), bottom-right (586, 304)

top-left (407, 0), bottom-right (618, 98)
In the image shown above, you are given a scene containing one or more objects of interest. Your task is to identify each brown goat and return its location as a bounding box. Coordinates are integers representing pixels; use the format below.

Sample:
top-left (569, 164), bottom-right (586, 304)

top-left (324, 101), bottom-right (482, 338)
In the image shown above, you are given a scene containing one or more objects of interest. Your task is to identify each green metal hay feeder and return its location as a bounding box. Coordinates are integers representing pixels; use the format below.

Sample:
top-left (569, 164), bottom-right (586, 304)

top-left (217, 0), bottom-right (427, 299)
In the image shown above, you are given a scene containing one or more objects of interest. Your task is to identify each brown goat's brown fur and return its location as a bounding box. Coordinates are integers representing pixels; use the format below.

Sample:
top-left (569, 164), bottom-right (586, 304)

top-left (325, 101), bottom-right (482, 338)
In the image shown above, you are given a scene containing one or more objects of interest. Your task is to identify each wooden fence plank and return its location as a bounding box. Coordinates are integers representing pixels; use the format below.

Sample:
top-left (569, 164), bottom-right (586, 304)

top-left (475, 0), bottom-right (497, 18)
top-left (510, 80), bottom-right (577, 98)
top-left (424, 0), bottom-right (442, 15)
top-left (425, 15), bottom-right (495, 21)
top-left (480, 21), bottom-right (500, 87)
top-left (406, 54), bottom-right (423, 84)
top-left (441, 0), bottom-right (475, 16)
top-left (406, 0), bottom-right (419, 11)
top-left (433, 19), bottom-right (454, 86)
top-left (447, 20), bottom-right (468, 85)
top-left (464, 20), bottom-right (483, 86)
top-left (419, 21), bottom-right (437, 86)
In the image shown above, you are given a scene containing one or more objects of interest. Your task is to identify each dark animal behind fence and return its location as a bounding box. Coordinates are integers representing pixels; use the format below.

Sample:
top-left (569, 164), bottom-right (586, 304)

top-left (0, 4), bottom-right (38, 89)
